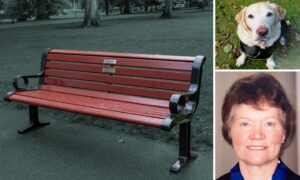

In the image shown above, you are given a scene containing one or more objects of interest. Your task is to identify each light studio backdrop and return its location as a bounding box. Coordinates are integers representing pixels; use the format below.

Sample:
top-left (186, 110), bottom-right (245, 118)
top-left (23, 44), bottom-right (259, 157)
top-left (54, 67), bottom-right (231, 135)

top-left (215, 72), bottom-right (300, 178)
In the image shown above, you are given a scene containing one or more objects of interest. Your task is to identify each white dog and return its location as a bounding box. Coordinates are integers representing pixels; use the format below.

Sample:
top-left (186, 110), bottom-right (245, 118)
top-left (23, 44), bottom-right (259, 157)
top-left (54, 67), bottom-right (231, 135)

top-left (235, 2), bottom-right (288, 69)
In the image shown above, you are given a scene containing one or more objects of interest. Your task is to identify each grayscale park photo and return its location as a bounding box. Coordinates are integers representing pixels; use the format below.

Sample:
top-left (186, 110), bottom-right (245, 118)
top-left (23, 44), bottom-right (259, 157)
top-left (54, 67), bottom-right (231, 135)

top-left (0, 0), bottom-right (213, 179)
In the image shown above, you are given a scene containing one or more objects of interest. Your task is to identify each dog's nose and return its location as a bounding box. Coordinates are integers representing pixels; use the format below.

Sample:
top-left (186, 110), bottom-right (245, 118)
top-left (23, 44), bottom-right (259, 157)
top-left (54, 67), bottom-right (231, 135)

top-left (256, 27), bottom-right (269, 36)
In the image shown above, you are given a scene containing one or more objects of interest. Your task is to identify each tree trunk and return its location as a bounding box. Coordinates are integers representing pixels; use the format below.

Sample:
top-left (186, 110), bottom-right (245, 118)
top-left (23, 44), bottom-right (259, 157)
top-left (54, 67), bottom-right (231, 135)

top-left (144, 0), bottom-right (149, 12)
top-left (104, 0), bottom-right (109, 15)
top-left (36, 0), bottom-right (49, 20)
top-left (81, 0), bottom-right (101, 27)
top-left (186, 0), bottom-right (190, 8)
top-left (161, 0), bottom-right (173, 18)
top-left (123, 0), bottom-right (131, 14)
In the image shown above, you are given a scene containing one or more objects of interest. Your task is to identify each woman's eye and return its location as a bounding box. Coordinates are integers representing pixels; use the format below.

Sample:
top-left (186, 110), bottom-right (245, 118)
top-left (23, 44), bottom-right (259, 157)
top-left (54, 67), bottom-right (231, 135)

top-left (240, 122), bottom-right (250, 127)
top-left (248, 14), bottom-right (254, 19)
top-left (266, 12), bottom-right (273, 17)
top-left (266, 122), bottom-right (275, 127)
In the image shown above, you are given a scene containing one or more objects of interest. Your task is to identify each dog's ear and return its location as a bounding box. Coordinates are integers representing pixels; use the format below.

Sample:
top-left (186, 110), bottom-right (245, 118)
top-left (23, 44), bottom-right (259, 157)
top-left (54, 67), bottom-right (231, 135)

top-left (235, 7), bottom-right (251, 31)
top-left (276, 6), bottom-right (286, 22)
top-left (270, 3), bottom-right (286, 22)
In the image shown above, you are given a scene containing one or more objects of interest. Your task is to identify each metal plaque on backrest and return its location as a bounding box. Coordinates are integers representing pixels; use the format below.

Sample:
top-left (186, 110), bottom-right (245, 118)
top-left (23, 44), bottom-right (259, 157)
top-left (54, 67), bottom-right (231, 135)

top-left (102, 68), bottom-right (115, 74)
top-left (103, 59), bottom-right (117, 65)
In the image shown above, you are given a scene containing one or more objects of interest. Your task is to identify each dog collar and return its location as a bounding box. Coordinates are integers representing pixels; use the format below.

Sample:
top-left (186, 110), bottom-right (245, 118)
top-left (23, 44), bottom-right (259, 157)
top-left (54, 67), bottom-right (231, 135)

top-left (240, 40), bottom-right (280, 59)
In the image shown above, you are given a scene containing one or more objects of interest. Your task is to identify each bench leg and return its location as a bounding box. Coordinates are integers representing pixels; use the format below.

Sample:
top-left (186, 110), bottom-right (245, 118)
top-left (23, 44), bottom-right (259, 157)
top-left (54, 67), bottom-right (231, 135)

top-left (18, 105), bottom-right (50, 134)
top-left (169, 122), bottom-right (196, 173)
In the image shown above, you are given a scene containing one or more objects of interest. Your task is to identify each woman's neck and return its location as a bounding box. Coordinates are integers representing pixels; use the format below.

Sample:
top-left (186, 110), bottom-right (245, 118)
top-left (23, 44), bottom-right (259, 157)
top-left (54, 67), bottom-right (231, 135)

top-left (239, 159), bottom-right (279, 180)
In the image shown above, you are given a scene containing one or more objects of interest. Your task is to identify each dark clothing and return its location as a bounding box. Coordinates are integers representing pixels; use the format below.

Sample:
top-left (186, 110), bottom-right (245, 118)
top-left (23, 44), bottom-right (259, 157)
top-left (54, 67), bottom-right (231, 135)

top-left (217, 161), bottom-right (300, 180)
top-left (240, 20), bottom-right (288, 59)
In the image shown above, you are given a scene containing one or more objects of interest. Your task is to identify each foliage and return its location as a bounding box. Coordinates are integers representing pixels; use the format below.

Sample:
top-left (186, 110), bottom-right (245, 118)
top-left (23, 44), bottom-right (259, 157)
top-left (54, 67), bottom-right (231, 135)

top-left (81, 0), bottom-right (161, 14)
top-left (6, 0), bottom-right (33, 20)
top-left (5, 0), bottom-right (71, 20)
top-left (0, 0), bottom-right (4, 10)
top-left (47, 0), bottom-right (72, 16)
top-left (216, 0), bottom-right (300, 69)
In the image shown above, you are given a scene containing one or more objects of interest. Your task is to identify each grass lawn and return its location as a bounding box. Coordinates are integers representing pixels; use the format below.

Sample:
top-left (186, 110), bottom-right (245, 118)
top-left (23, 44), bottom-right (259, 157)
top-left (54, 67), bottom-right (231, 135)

top-left (216, 0), bottom-right (300, 69)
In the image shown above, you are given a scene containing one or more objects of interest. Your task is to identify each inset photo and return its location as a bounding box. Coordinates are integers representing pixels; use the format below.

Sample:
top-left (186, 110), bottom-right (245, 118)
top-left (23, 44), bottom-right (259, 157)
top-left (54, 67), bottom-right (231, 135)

top-left (215, 72), bottom-right (300, 179)
top-left (215, 0), bottom-right (300, 69)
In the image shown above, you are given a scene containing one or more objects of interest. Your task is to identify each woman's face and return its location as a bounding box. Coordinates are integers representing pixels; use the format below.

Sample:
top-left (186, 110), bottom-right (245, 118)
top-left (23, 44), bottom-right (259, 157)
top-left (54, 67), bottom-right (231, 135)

top-left (229, 104), bottom-right (285, 166)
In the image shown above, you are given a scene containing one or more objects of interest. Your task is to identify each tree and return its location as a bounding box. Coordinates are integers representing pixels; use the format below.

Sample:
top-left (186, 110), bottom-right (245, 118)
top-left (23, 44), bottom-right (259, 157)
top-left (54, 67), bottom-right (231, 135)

top-left (104, 0), bottom-right (109, 15)
top-left (36, 0), bottom-right (48, 20)
top-left (6, 0), bottom-right (69, 21)
top-left (0, 0), bottom-right (4, 10)
top-left (81, 0), bottom-right (102, 27)
top-left (123, 0), bottom-right (131, 14)
top-left (6, 0), bottom-right (32, 22)
top-left (161, 0), bottom-right (172, 18)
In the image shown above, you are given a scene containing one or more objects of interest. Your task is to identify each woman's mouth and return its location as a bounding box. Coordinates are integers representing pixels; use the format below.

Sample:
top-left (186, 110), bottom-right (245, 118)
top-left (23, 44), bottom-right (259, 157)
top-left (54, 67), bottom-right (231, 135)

top-left (247, 146), bottom-right (267, 150)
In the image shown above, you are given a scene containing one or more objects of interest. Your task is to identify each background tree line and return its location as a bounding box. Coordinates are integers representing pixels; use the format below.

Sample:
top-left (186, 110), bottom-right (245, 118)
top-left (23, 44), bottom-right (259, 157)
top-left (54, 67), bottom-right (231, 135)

top-left (0, 0), bottom-right (204, 25)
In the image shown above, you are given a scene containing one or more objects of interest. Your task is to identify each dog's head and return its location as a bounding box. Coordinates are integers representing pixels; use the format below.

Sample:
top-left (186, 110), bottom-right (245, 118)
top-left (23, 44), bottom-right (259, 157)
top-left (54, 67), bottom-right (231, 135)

top-left (235, 2), bottom-right (286, 42)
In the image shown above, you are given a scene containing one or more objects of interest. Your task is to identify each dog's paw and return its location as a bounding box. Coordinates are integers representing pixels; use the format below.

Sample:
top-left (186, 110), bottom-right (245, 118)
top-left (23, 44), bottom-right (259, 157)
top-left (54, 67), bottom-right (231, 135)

top-left (266, 60), bottom-right (275, 69)
top-left (236, 54), bottom-right (246, 67)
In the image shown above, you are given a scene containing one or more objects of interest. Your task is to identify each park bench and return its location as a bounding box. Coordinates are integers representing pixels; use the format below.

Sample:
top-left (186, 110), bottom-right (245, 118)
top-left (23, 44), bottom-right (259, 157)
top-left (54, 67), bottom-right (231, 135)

top-left (4, 49), bottom-right (205, 173)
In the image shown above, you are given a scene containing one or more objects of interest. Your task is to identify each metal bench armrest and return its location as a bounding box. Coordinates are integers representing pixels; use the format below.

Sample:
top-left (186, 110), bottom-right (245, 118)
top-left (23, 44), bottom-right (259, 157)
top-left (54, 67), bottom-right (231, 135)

top-left (162, 55), bottom-right (205, 131)
top-left (13, 71), bottom-right (44, 91)
top-left (169, 85), bottom-right (198, 115)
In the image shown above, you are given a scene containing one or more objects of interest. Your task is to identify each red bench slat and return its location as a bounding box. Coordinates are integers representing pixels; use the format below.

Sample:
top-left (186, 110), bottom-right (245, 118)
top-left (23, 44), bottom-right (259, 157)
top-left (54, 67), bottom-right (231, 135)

top-left (44, 77), bottom-right (175, 100)
top-left (8, 94), bottom-right (164, 128)
top-left (46, 61), bottom-right (191, 81)
top-left (47, 54), bottom-right (193, 71)
top-left (41, 85), bottom-right (169, 108)
top-left (45, 69), bottom-right (189, 91)
top-left (14, 90), bottom-right (169, 118)
top-left (49, 49), bottom-right (195, 62)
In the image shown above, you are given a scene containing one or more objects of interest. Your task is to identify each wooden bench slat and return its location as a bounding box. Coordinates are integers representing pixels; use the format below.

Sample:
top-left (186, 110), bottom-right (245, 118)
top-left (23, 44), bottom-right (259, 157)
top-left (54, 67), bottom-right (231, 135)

top-left (8, 94), bottom-right (164, 128)
top-left (47, 54), bottom-right (193, 71)
top-left (46, 61), bottom-right (191, 81)
top-left (41, 85), bottom-right (169, 108)
top-left (45, 69), bottom-right (189, 91)
top-left (44, 77), bottom-right (175, 100)
top-left (49, 49), bottom-right (195, 62)
top-left (14, 90), bottom-right (169, 118)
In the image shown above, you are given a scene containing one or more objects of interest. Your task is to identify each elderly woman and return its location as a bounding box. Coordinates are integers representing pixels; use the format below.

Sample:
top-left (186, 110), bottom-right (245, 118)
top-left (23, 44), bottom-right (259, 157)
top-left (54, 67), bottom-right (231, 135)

top-left (217, 73), bottom-right (299, 180)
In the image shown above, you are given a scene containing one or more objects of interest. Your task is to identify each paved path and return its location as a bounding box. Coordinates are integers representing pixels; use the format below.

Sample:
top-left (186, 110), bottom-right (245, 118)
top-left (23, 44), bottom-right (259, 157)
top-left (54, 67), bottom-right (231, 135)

top-left (0, 105), bottom-right (212, 180)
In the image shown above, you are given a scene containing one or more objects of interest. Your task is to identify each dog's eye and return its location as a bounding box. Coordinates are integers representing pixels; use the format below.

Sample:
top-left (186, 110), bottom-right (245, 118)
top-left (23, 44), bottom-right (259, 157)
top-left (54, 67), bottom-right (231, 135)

top-left (248, 14), bottom-right (254, 19)
top-left (267, 12), bottom-right (273, 17)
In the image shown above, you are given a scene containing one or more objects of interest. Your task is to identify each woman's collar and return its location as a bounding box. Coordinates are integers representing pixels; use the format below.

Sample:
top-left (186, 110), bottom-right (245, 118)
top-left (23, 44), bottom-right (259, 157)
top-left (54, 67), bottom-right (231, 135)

top-left (229, 160), bottom-right (288, 180)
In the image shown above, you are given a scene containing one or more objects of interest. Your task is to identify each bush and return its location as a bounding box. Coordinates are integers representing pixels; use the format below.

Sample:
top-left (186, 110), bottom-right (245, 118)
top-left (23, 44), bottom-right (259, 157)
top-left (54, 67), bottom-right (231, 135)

top-left (5, 0), bottom-right (32, 21)
top-left (5, 0), bottom-right (71, 21)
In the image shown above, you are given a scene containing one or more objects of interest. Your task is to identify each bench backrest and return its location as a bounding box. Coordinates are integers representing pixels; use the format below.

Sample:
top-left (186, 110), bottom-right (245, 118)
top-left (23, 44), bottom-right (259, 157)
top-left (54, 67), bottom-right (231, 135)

top-left (40, 49), bottom-right (202, 100)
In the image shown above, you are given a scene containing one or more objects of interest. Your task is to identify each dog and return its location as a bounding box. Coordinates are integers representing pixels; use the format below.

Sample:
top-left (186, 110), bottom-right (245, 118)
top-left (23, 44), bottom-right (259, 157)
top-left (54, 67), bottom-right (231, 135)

top-left (235, 2), bottom-right (288, 69)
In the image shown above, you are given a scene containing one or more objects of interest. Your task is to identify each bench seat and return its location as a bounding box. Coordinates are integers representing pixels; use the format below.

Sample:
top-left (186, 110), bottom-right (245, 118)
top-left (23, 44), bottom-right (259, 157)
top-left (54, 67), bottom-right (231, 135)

top-left (9, 85), bottom-right (169, 128)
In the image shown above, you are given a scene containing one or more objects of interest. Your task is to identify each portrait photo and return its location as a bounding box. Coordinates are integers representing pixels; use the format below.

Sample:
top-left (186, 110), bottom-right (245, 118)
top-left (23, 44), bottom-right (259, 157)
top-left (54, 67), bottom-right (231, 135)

top-left (215, 72), bottom-right (300, 179)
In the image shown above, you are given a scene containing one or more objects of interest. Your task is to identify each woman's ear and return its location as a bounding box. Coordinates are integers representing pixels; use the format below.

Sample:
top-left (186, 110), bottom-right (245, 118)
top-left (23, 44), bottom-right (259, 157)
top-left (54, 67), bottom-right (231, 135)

top-left (282, 134), bottom-right (286, 143)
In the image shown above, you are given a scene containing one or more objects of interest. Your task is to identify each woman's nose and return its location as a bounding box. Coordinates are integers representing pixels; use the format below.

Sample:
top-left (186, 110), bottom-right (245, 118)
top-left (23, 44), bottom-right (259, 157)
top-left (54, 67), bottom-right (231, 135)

top-left (250, 127), bottom-right (265, 140)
